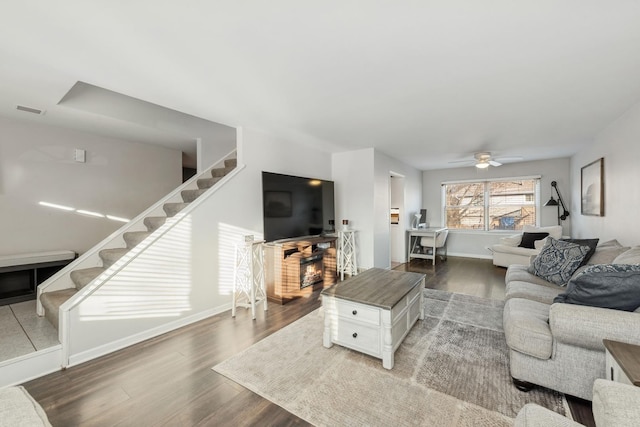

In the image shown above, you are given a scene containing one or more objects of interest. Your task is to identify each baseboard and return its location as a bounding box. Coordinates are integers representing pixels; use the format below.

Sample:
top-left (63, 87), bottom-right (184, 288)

top-left (446, 252), bottom-right (493, 260)
top-left (0, 345), bottom-right (62, 388)
top-left (67, 303), bottom-right (231, 368)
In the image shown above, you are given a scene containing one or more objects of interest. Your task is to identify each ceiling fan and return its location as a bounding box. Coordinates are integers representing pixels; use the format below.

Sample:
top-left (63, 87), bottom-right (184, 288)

top-left (448, 152), bottom-right (523, 169)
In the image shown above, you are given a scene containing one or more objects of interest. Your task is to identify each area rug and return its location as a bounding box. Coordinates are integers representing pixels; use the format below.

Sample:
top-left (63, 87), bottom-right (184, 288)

top-left (213, 289), bottom-right (568, 426)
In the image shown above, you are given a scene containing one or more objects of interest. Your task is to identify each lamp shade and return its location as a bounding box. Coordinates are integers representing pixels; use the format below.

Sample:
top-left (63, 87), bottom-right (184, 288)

top-left (544, 197), bottom-right (559, 207)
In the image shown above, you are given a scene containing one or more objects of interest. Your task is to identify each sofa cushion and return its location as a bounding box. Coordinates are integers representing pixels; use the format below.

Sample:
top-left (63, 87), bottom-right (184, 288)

top-left (506, 281), bottom-right (564, 304)
top-left (504, 298), bottom-right (553, 359)
top-left (505, 264), bottom-right (560, 288)
top-left (613, 246), bottom-right (640, 265)
top-left (500, 234), bottom-right (522, 247)
top-left (528, 238), bottom-right (591, 286)
top-left (515, 403), bottom-right (583, 427)
top-left (561, 238), bottom-right (599, 265)
top-left (592, 379), bottom-right (640, 427)
top-left (492, 244), bottom-right (539, 257)
top-left (519, 232), bottom-right (549, 249)
top-left (553, 264), bottom-right (640, 311)
top-left (588, 244), bottom-right (631, 265)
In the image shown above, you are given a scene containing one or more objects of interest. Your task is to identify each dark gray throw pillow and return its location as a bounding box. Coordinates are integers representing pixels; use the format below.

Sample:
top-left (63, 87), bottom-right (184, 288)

top-left (561, 238), bottom-right (600, 266)
top-left (518, 232), bottom-right (549, 249)
top-left (528, 238), bottom-right (591, 286)
top-left (553, 264), bottom-right (640, 311)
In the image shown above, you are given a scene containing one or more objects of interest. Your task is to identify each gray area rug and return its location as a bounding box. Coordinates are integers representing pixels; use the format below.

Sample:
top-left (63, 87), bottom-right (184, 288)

top-left (213, 289), bottom-right (568, 426)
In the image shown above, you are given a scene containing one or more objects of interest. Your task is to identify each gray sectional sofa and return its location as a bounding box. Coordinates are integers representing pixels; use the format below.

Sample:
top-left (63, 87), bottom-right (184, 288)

top-left (515, 379), bottom-right (640, 427)
top-left (503, 239), bottom-right (640, 400)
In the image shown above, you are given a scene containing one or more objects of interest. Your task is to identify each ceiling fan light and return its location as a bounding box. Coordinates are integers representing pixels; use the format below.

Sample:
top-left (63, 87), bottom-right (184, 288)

top-left (475, 162), bottom-right (490, 169)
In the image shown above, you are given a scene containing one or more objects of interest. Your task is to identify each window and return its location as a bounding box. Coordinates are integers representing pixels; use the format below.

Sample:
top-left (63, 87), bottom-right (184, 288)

top-left (443, 178), bottom-right (539, 231)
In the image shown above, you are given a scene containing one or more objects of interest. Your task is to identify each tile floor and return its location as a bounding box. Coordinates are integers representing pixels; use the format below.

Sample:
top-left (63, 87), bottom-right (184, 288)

top-left (0, 300), bottom-right (59, 363)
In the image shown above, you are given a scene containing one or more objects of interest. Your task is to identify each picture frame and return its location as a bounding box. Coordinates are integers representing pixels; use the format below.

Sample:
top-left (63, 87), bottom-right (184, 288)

top-left (264, 191), bottom-right (292, 217)
top-left (581, 157), bottom-right (604, 216)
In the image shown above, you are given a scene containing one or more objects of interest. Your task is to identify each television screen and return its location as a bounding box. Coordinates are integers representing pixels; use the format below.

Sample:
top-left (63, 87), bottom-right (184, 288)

top-left (262, 172), bottom-right (335, 242)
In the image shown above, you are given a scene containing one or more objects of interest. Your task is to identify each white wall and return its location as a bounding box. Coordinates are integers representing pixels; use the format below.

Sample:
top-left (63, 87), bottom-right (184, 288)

top-left (422, 158), bottom-right (571, 258)
top-left (332, 148), bottom-right (422, 270)
top-left (332, 149), bottom-right (375, 269)
top-left (65, 126), bottom-right (334, 359)
top-left (570, 100), bottom-right (640, 246)
top-left (373, 151), bottom-right (422, 268)
top-left (0, 116), bottom-right (182, 256)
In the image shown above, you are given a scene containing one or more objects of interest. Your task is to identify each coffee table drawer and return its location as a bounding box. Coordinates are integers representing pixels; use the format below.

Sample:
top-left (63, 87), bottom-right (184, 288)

top-left (335, 320), bottom-right (380, 354)
top-left (336, 301), bottom-right (380, 326)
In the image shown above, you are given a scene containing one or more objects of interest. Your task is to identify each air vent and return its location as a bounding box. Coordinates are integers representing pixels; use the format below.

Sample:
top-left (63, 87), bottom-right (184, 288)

top-left (16, 105), bottom-right (46, 115)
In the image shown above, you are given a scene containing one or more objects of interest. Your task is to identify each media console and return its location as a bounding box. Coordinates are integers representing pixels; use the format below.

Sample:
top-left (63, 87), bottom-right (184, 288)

top-left (264, 236), bottom-right (337, 304)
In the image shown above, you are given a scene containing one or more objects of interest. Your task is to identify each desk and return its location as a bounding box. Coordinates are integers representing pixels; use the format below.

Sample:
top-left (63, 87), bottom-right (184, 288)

top-left (407, 227), bottom-right (447, 266)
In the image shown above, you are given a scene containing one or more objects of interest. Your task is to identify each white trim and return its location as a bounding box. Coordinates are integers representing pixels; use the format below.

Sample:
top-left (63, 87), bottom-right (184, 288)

top-left (441, 175), bottom-right (542, 185)
top-left (65, 304), bottom-right (231, 368)
top-left (0, 345), bottom-right (62, 388)
top-left (446, 251), bottom-right (493, 260)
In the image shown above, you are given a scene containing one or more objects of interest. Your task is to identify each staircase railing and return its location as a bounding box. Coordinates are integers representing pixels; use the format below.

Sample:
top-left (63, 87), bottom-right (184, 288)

top-left (36, 149), bottom-right (241, 317)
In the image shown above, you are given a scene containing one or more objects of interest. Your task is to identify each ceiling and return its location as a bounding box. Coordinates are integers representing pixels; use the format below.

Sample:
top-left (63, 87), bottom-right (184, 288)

top-left (2, 1), bottom-right (640, 170)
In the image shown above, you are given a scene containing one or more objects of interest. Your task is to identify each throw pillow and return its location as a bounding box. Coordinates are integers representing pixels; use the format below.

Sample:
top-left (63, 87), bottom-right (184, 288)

top-left (518, 232), bottom-right (549, 249)
top-left (613, 246), bottom-right (640, 265)
top-left (561, 238), bottom-right (600, 266)
top-left (554, 264), bottom-right (640, 311)
top-left (523, 224), bottom-right (563, 239)
top-left (528, 238), bottom-right (591, 286)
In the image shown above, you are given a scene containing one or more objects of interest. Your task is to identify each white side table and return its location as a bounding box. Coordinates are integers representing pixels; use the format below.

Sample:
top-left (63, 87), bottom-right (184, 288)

top-left (337, 230), bottom-right (357, 280)
top-left (232, 237), bottom-right (268, 319)
top-left (604, 339), bottom-right (640, 387)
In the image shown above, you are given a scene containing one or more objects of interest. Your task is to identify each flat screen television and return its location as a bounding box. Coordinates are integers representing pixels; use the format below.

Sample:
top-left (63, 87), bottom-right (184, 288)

top-left (262, 171), bottom-right (335, 243)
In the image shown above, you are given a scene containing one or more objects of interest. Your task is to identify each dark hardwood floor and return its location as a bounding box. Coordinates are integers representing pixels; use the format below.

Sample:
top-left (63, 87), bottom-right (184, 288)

top-left (23, 257), bottom-right (593, 426)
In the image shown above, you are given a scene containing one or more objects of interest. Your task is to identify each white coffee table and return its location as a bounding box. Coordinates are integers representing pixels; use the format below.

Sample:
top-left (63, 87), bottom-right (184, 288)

top-left (321, 268), bottom-right (425, 369)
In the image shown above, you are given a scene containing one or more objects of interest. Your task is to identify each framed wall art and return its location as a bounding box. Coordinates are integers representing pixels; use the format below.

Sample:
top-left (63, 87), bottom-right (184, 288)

top-left (581, 157), bottom-right (604, 216)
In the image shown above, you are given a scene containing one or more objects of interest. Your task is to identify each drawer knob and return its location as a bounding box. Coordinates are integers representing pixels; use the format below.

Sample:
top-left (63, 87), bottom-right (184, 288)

top-left (352, 332), bottom-right (358, 338)
top-left (352, 310), bottom-right (357, 315)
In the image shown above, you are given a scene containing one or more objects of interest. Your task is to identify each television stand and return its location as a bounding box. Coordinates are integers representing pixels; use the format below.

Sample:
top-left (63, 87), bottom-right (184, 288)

top-left (264, 236), bottom-right (337, 304)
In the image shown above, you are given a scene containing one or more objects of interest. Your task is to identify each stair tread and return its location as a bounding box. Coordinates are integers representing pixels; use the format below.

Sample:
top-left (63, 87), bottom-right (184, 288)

top-left (181, 188), bottom-right (208, 202)
top-left (70, 267), bottom-right (106, 289)
top-left (197, 177), bottom-right (222, 189)
top-left (123, 231), bottom-right (152, 248)
top-left (144, 216), bottom-right (166, 232)
top-left (41, 288), bottom-right (78, 330)
top-left (99, 248), bottom-right (130, 268)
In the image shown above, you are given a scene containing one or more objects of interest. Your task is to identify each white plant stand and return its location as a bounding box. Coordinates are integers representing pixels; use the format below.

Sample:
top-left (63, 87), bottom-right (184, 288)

top-left (232, 237), bottom-right (267, 319)
top-left (337, 230), bottom-right (357, 280)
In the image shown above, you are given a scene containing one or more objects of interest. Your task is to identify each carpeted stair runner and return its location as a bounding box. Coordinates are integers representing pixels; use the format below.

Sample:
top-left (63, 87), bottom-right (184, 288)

top-left (39, 158), bottom-right (237, 330)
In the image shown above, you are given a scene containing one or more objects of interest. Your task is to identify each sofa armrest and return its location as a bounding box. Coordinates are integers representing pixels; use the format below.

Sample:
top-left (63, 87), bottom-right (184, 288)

top-left (499, 234), bottom-right (522, 246)
top-left (514, 403), bottom-right (581, 427)
top-left (593, 379), bottom-right (640, 427)
top-left (550, 303), bottom-right (640, 351)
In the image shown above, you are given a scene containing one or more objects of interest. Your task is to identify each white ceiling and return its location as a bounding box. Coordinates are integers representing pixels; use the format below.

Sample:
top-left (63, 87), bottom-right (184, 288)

top-left (2, 1), bottom-right (640, 170)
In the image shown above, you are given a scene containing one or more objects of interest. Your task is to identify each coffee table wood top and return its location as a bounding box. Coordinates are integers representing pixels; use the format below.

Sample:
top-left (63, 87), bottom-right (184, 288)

top-left (321, 268), bottom-right (425, 310)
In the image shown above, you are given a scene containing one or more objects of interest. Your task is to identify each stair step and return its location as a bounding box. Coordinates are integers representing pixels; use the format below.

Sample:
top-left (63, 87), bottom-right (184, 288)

top-left (181, 188), bottom-right (208, 203)
top-left (197, 177), bottom-right (222, 189)
top-left (70, 267), bottom-right (106, 290)
top-left (144, 216), bottom-right (166, 232)
top-left (163, 202), bottom-right (189, 217)
top-left (224, 158), bottom-right (237, 168)
top-left (40, 288), bottom-right (77, 330)
top-left (123, 231), bottom-right (152, 249)
top-left (210, 166), bottom-right (235, 178)
top-left (99, 248), bottom-right (130, 268)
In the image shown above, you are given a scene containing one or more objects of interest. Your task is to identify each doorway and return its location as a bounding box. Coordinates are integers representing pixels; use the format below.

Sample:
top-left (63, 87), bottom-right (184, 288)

top-left (389, 174), bottom-right (405, 267)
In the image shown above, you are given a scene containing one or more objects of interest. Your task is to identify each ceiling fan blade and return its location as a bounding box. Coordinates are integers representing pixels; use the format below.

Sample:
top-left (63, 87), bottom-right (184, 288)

top-left (488, 160), bottom-right (502, 167)
top-left (448, 159), bottom-right (475, 165)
